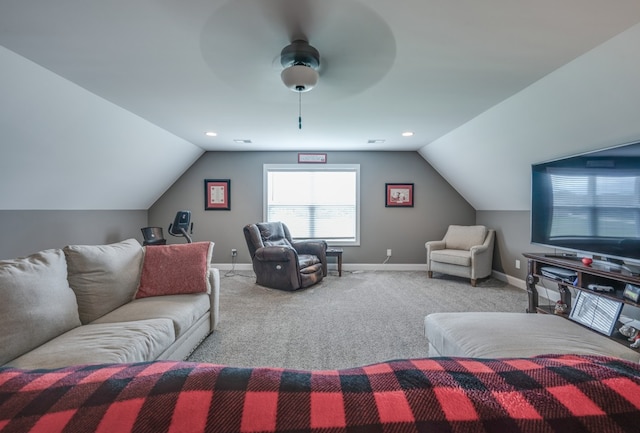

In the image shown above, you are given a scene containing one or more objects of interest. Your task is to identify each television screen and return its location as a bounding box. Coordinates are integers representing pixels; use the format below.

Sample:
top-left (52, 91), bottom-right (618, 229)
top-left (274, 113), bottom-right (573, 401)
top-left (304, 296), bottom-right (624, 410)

top-left (531, 140), bottom-right (640, 264)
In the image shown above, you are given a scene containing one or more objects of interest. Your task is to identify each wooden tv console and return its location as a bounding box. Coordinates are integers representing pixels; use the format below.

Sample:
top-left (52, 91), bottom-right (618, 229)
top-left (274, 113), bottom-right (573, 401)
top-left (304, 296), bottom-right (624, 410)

top-left (524, 252), bottom-right (640, 349)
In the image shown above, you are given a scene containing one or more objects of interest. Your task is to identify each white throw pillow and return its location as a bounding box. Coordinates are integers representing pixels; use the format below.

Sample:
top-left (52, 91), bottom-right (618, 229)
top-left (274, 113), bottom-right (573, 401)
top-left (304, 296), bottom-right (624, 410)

top-left (64, 238), bottom-right (143, 324)
top-left (0, 249), bottom-right (81, 365)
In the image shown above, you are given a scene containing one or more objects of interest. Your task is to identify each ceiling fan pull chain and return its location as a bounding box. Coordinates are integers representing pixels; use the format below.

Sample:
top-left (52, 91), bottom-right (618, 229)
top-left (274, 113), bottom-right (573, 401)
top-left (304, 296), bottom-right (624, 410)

top-left (298, 91), bottom-right (302, 129)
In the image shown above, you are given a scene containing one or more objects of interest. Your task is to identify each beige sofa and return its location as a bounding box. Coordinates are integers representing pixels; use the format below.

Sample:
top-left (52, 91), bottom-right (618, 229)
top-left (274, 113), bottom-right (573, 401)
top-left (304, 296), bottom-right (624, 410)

top-left (0, 239), bottom-right (220, 370)
top-left (425, 312), bottom-right (640, 363)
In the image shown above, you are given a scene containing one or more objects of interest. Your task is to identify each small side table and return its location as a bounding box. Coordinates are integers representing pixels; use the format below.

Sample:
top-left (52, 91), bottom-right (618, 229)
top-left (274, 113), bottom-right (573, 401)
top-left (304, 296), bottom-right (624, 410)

top-left (326, 248), bottom-right (343, 277)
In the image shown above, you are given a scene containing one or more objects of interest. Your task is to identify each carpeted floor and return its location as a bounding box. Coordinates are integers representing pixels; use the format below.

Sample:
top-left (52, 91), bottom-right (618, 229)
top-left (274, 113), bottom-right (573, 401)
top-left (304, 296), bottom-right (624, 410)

top-left (187, 270), bottom-right (528, 370)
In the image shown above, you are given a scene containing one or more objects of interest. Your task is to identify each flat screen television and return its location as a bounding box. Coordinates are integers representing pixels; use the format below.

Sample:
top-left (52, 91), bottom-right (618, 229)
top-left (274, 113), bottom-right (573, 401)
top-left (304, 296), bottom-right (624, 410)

top-left (531, 140), bottom-right (640, 266)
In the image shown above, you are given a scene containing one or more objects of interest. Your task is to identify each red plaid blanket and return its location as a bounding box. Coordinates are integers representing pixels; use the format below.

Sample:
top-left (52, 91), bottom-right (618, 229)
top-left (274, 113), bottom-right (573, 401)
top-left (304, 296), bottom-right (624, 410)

top-left (1, 355), bottom-right (639, 433)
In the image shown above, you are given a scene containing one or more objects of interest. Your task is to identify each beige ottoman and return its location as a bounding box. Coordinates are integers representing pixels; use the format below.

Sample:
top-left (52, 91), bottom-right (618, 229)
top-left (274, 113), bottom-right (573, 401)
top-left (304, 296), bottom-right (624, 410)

top-left (425, 312), bottom-right (640, 363)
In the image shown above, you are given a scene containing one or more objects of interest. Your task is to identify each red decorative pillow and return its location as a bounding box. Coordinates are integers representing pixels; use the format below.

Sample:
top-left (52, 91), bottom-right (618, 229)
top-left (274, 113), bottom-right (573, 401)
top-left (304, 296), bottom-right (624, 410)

top-left (135, 242), bottom-right (214, 299)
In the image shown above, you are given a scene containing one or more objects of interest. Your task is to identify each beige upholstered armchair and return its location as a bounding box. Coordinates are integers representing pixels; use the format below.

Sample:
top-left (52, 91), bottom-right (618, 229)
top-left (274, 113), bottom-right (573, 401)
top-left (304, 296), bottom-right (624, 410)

top-left (425, 225), bottom-right (495, 286)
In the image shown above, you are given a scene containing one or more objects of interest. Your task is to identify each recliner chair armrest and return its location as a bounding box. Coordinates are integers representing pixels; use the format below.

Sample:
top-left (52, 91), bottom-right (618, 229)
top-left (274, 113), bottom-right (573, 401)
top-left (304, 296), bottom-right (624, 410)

top-left (292, 240), bottom-right (327, 257)
top-left (254, 246), bottom-right (296, 262)
top-left (293, 240), bottom-right (328, 276)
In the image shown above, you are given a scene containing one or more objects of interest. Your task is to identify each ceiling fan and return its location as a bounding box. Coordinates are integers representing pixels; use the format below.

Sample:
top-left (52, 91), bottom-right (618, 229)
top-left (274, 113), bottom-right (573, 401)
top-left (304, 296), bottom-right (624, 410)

top-left (200, 0), bottom-right (396, 104)
top-left (279, 39), bottom-right (320, 93)
top-left (278, 38), bottom-right (321, 128)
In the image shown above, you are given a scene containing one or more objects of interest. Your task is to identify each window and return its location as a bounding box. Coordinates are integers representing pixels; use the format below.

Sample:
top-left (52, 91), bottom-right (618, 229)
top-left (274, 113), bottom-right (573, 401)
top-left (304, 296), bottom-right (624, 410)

top-left (264, 164), bottom-right (360, 245)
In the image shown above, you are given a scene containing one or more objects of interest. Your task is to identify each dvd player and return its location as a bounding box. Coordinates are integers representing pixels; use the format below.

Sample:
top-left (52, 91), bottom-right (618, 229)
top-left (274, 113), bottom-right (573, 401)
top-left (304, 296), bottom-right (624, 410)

top-left (540, 266), bottom-right (577, 283)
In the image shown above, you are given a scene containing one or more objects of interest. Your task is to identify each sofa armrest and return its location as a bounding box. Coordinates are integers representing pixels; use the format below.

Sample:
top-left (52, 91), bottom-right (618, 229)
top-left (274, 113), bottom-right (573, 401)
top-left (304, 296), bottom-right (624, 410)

top-left (469, 229), bottom-right (495, 279)
top-left (469, 244), bottom-right (490, 255)
top-left (425, 240), bottom-right (446, 251)
top-left (208, 267), bottom-right (220, 331)
top-left (425, 240), bottom-right (446, 272)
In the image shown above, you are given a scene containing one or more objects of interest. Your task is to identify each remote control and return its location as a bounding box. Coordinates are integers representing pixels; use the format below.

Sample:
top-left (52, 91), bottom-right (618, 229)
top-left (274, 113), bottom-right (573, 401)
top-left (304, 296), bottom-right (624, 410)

top-left (587, 283), bottom-right (615, 293)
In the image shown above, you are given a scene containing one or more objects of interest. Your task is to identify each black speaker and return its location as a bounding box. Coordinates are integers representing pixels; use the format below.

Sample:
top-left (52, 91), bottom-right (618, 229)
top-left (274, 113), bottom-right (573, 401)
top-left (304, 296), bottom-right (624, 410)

top-left (169, 211), bottom-right (191, 236)
top-left (141, 227), bottom-right (166, 246)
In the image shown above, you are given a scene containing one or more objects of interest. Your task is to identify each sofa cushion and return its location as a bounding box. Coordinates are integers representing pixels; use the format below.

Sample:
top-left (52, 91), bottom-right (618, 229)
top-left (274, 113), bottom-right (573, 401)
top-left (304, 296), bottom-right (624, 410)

top-left (135, 242), bottom-right (214, 299)
top-left (430, 249), bottom-right (472, 267)
top-left (298, 254), bottom-right (321, 269)
top-left (425, 312), bottom-right (640, 363)
top-left (443, 225), bottom-right (487, 250)
top-left (0, 249), bottom-right (81, 365)
top-left (264, 238), bottom-right (292, 248)
top-left (64, 238), bottom-right (144, 324)
top-left (6, 319), bottom-right (175, 370)
top-left (93, 293), bottom-right (210, 338)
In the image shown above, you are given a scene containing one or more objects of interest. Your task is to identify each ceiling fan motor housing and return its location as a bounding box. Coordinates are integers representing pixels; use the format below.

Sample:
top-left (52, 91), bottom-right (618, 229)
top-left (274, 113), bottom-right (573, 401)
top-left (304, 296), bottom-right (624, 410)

top-left (280, 40), bottom-right (320, 92)
top-left (280, 40), bottom-right (320, 69)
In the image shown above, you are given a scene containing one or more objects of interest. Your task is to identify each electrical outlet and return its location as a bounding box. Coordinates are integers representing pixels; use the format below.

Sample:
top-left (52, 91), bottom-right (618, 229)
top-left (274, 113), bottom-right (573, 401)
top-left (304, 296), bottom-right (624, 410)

top-left (515, 259), bottom-right (520, 269)
top-left (231, 248), bottom-right (237, 257)
top-left (386, 249), bottom-right (392, 257)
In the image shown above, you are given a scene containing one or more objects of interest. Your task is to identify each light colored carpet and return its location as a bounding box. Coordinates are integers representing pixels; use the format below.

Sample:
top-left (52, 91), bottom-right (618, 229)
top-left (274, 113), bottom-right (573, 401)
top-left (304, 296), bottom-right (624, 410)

top-left (187, 270), bottom-right (528, 370)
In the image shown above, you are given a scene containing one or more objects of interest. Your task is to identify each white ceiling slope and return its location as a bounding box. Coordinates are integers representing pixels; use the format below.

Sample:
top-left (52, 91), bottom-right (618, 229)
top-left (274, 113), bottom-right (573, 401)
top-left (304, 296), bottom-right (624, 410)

top-left (419, 22), bottom-right (640, 211)
top-left (1, 1), bottom-right (640, 210)
top-left (0, 46), bottom-right (203, 210)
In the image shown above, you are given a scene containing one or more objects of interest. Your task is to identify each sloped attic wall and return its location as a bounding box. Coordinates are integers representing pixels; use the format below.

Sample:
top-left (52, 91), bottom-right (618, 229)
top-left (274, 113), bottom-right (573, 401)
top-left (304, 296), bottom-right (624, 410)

top-left (0, 47), bottom-right (204, 259)
top-left (420, 23), bottom-right (640, 280)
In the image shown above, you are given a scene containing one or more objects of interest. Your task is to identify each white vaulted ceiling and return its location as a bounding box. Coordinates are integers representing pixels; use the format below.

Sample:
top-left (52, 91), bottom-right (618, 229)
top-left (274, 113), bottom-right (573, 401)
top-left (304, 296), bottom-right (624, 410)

top-left (1, 0), bottom-right (640, 210)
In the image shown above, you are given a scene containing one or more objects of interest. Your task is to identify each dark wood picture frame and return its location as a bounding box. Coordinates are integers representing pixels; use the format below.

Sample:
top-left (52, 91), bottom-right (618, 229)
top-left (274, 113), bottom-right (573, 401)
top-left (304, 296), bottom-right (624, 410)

top-left (385, 183), bottom-right (414, 207)
top-left (204, 179), bottom-right (230, 210)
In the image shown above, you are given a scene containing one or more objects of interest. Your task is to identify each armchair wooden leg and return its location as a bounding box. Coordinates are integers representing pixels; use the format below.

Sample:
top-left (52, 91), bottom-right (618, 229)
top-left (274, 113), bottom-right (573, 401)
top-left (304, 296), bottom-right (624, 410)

top-left (471, 279), bottom-right (477, 287)
top-left (428, 271), bottom-right (433, 278)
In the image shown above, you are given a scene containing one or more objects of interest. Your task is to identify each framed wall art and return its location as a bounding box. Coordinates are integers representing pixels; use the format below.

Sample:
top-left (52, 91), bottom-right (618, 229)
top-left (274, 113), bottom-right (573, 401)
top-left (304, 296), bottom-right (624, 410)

top-left (385, 183), bottom-right (414, 207)
top-left (204, 179), bottom-right (230, 210)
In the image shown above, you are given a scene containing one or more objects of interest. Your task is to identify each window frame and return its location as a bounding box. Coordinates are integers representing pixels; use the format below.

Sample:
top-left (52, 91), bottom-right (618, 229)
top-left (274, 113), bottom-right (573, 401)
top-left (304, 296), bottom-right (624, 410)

top-left (263, 164), bottom-right (361, 246)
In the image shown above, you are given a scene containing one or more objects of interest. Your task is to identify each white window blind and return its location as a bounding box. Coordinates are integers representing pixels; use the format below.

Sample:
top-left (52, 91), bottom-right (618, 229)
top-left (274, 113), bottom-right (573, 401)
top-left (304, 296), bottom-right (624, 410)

top-left (264, 164), bottom-right (360, 244)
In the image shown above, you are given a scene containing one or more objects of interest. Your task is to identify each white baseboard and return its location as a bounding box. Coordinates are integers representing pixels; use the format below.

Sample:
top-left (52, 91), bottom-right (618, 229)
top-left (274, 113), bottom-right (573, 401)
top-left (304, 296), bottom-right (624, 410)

top-left (491, 270), bottom-right (525, 290)
top-left (492, 270), bottom-right (561, 303)
top-left (215, 263), bottom-right (559, 303)
top-left (212, 262), bottom-right (428, 272)
top-left (343, 263), bottom-right (428, 271)
top-left (211, 263), bottom-right (427, 272)
top-left (214, 263), bottom-right (253, 271)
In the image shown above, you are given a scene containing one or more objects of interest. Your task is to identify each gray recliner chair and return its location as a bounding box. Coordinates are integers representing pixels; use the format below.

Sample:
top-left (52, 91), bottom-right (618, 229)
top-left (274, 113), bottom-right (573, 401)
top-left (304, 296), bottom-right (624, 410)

top-left (243, 222), bottom-right (327, 291)
top-left (425, 225), bottom-right (495, 286)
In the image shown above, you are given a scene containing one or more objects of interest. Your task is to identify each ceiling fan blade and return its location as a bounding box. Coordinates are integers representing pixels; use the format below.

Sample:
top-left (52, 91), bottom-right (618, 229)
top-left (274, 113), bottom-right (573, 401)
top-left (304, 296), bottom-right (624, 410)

top-left (264, 0), bottom-right (333, 43)
top-left (200, 0), bottom-right (396, 101)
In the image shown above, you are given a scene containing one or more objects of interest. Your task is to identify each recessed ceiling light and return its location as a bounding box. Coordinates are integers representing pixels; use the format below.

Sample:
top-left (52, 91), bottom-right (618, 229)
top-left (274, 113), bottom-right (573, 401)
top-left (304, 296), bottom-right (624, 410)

top-left (367, 139), bottom-right (386, 144)
top-left (401, 131), bottom-right (414, 137)
top-left (234, 139), bottom-right (252, 144)
top-left (205, 131), bottom-right (217, 137)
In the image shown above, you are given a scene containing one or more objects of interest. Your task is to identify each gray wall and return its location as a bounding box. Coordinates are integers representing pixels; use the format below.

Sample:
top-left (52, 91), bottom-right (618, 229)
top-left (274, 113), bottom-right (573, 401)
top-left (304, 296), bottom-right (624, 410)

top-left (0, 156), bottom-right (557, 283)
top-left (0, 210), bottom-right (147, 259)
top-left (477, 210), bottom-right (552, 280)
top-left (148, 151), bottom-right (476, 264)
